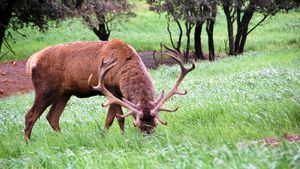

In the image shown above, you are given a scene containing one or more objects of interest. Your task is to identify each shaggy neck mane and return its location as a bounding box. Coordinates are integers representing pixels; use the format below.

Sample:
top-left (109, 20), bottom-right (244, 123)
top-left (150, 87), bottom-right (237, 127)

top-left (119, 57), bottom-right (155, 113)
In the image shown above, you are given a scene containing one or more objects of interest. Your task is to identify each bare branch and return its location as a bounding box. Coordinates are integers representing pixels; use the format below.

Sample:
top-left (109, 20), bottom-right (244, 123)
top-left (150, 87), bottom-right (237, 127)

top-left (246, 9), bottom-right (274, 35)
top-left (167, 21), bottom-right (177, 50)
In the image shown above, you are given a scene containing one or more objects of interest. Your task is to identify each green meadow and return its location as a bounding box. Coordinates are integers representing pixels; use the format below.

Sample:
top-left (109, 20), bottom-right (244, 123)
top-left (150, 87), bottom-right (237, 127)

top-left (0, 1), bottom-right (300, 168)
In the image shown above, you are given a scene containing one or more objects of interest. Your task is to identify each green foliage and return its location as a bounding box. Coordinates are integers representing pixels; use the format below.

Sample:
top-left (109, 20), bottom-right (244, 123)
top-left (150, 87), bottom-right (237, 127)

top-left (79, 0), bottom-right (135, 40)
top-left (0, 47), bottom-right (299, 168)
top-left (0, 1), bottom-right (299, 62)
top-left (2, 0), bottom-right (71, 31)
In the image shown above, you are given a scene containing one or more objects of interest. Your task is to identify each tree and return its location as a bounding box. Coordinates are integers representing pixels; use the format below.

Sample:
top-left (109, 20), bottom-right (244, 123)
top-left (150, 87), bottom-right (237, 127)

top-left (154, 0), bottom-right (218, 61)
top-left (205, 0), bottom-right (218, 61)
top-left (155, 0), bottom-right (202, 61)
top-left (221, 0), bottom-right (299, 55)
top-left (0, 0), bottom-right (70, 53)
top-left (194, 0), bottom-right (217, 61)
top-left (206, 1), bottom-right (218, 61)
top-left (79, 0), bottom-right (135, 41)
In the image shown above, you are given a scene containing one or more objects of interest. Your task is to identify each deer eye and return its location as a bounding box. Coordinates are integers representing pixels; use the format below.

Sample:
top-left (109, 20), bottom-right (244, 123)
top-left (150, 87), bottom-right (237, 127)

top-left (126, 55), bottom-right (133, 60)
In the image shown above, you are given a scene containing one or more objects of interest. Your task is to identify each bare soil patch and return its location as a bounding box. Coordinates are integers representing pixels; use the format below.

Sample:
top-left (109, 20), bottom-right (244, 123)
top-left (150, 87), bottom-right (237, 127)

top-left (0, 60), bottom-right (33, 98)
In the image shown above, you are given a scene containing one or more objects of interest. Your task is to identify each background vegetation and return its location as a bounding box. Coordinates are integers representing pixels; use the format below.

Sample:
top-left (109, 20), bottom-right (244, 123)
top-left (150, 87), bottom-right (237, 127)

top-left (0, 0), bottom-right (299, 168)
top-left (1, 0), bottom-right (298, 62)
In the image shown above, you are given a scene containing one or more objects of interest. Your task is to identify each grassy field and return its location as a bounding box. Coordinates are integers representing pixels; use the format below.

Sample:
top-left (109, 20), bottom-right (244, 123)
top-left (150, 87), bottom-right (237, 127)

top-left (0, 47), bottom-right (299, 168)
top-left (0, 1), bottom-right (300, 168)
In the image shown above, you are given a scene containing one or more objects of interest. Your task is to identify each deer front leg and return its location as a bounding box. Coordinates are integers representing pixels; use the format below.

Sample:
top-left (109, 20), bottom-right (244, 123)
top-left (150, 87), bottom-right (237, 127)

top-left (105, 104), bottom-right (124, 131)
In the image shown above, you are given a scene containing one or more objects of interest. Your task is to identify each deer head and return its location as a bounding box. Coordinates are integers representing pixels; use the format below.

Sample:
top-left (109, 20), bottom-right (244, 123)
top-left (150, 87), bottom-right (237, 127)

top-left (88, 46), bottom-right (195, 133)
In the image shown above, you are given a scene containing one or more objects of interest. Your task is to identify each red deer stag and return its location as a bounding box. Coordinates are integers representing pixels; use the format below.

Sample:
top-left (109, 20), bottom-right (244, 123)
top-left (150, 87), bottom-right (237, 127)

top-left (25, 39), bottom-right (194, 140)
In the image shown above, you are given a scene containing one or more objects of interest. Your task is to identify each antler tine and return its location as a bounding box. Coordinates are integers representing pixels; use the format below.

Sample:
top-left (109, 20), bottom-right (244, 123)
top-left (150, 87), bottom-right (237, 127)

top-left (155, 116), bottom-right (167, 125)
top-left (115, 110), bottom-right (135, 118)
top-left (163, 44), bottom-right (195, 74)
top-left (88, 50), bottom-right (143, 123)
top-left (151, 45), bottom-right (195, 119)
top-left (166, 52), bottom-right (195, 75)
top-left (158, 107), bottom-right (178, 113)
top-left (88, 50), bottom-right (118, 91)
top-left (122, 98), bottom-right (137, 109)
top-left (151, 90), bottom-right (164, 106)
top-left (163, 45), bottom-right (182, 59)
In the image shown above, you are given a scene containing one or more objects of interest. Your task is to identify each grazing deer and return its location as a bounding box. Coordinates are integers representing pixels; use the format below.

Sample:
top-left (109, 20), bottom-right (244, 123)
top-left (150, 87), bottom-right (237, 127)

top-left (25, 39), bottom-right (194, 140)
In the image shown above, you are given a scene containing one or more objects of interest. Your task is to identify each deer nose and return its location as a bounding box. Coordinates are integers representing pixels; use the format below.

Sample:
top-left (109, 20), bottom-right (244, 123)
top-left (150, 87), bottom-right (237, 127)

top-left (145, 127), bottom-right (155, 134)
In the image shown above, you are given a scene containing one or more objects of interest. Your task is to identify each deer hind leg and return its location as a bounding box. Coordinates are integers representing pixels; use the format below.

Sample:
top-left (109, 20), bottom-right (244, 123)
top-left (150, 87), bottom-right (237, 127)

top-left (105, 104), bottom-right (125, 131)
top-left (46, 94), bottom-right (70, 132)
top-left (25, 92), bottom-right (56, 141)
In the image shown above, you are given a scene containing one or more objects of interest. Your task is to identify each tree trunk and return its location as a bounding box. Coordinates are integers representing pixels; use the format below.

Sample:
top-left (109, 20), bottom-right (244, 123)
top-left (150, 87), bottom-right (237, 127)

top-left (206, 20), bottom-right (215, 61)
top-left (234, 2), bottom-right (254, 54)
top-left (93, 16), bottom-right (110, 41)
top-left (236, 12), bottom-right (253, 53)
top-left (93, 23), bottom-right (110, 41)
top-left (234, 20), bottom-right (242, 54)
top-left (0, 0), bottom-right (15, 52)
top-left (206, 2), bottom-right (217, 61)
top-left (175, 20), bottom-right (183, 54)
top-left (184, 22), bottom-right (193, 62)
top-left (194, 21), bottom-right (205, 60)
top-left (222, 3), bottom-right (235, 55)
top-left (235, 13), bottom-right (253, 54)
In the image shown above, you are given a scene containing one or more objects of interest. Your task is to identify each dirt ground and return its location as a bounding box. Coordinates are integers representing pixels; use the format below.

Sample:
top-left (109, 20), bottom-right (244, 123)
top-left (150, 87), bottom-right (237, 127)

top-left (0, 60), bottom-right (33, 98)
top-left (0, 51), bottom-right (178, 98)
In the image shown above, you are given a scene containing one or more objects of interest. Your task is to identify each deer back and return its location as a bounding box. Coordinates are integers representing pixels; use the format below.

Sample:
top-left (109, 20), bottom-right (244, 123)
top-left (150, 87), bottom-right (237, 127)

top-left (26, 39), bottom-right (154, 101)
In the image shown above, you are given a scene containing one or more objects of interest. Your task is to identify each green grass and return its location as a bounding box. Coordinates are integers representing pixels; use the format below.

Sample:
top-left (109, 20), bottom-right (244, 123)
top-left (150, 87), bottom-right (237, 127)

top-left (0, 47), bottom-right (300, 168)
top-left (0, 1), bottom-right (300, 168)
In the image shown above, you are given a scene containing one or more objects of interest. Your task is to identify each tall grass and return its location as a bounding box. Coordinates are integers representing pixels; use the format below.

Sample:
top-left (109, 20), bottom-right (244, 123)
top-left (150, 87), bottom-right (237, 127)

top-left (0, 1), bottom-right (299, 168)
top-left (0, 47), bottom-right (299, 168)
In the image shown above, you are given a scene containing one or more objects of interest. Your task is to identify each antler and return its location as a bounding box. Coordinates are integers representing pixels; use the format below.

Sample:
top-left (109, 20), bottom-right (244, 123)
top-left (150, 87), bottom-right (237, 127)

top-left (88, 50), bottom-right (143, 126)
top-left (151, 45), bottom-right (195, 124)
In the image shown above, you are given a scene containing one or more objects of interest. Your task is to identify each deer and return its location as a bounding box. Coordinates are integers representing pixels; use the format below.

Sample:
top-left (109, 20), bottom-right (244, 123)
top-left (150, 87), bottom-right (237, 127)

top-left (25, 39), bottom-right (195, 141)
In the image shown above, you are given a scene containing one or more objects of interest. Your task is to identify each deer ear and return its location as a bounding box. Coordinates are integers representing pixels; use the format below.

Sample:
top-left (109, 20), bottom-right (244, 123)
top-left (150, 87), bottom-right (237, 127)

top-left (111, 46), bottom-right (132, 60)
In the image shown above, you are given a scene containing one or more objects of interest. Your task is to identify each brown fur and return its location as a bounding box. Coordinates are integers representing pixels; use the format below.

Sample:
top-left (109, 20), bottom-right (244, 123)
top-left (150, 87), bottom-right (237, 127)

top-left (25, 39), bottom-right (155, 140)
